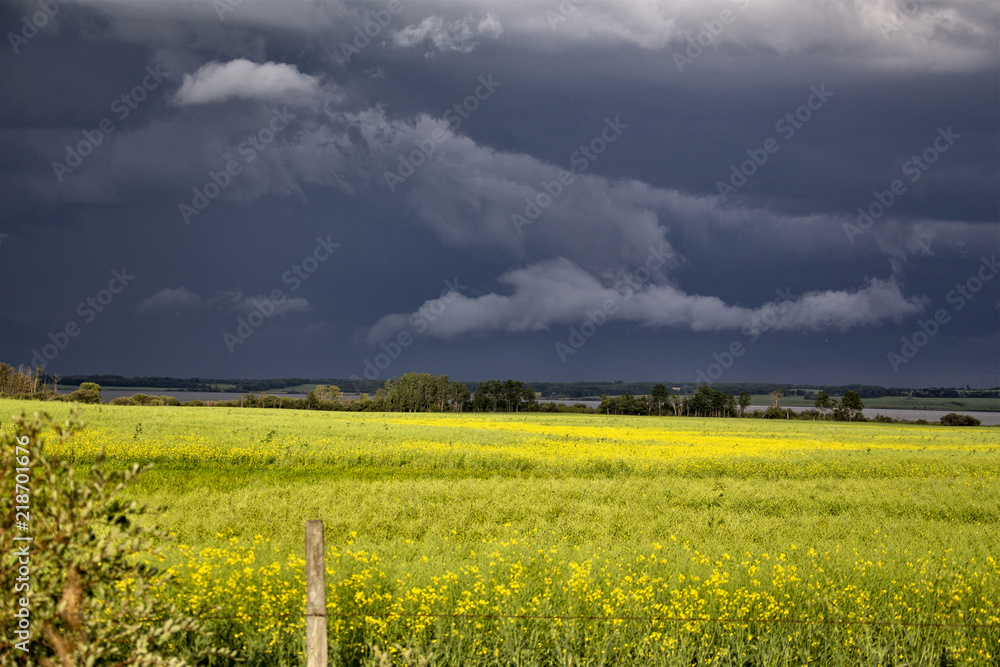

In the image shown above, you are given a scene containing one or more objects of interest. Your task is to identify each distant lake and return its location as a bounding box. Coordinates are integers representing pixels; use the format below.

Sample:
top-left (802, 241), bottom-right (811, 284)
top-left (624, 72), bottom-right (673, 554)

top-left (60, 391), bottom-right (999, 426)
top-left (548, 400), bottom-right (1000, 426)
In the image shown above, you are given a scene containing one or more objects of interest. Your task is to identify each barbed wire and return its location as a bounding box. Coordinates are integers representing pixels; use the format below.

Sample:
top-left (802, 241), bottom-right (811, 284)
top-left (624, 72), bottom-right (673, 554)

top-left (138, 609), bottom-right (998, 630)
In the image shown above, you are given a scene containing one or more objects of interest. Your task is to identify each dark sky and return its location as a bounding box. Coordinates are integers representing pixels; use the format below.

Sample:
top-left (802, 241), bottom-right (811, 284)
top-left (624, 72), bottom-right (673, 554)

top-left (1, 0), bottom-right (998, 387)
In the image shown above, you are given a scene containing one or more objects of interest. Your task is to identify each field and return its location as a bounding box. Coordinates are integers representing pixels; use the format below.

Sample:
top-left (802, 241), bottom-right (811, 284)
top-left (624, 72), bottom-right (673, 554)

top-left (2, 399), bottom-right (998, 665)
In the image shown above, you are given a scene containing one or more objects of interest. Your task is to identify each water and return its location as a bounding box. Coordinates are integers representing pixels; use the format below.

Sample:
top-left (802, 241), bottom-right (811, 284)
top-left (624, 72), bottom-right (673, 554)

top-left (748, 405), bottom-right (1000, 426)
top-left (548, 400), bottom-right (1000, 426)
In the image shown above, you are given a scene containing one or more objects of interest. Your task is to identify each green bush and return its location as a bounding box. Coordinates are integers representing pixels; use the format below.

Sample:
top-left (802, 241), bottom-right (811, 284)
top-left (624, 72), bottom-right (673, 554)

top-left (940, 413), bottom-right (981, 426)
top-left (0, 411), bottom-right (232, 665)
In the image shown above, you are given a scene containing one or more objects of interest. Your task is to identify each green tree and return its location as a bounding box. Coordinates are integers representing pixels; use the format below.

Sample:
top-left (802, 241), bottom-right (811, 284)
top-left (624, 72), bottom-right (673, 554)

top-left (839, 390), bottom-right (865, 421)
top-left (314, 384), bottom-right (343, 402)
top-left (650, 384), bottom-right (668, 416)
top-left (449, 381), bottom-right (471, 412)
top-left (69, 382), bottom-right (101, 404)
top-left (814, 390), bottom-right (832, 420)
top-left (768, 389), bottom-right (782, 409)
top-left (738, 390), bottom-right (751, 417)
top-left (473, 379), bottom-right (502, 412)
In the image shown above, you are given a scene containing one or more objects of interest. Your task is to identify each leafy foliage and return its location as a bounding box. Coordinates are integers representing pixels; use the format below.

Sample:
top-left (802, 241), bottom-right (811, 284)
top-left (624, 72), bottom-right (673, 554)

top-left (0, 411), bottom-right (232, 665)
top-left (940, 413), bottom-right (982, 426)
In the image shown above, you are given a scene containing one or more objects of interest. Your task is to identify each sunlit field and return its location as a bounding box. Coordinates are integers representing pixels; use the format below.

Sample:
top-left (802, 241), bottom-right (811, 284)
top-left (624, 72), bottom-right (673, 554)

top-left (3, 399), bottom-right (998, 666)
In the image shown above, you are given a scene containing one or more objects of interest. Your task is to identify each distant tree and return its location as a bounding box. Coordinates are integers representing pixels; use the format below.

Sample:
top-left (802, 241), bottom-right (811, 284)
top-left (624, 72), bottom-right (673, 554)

top-left (314, 384), bottom-right (343, 402)
top-left (473, 379), bottom-right (502, 412)
top-left (814, 390), bottom-right (832, 420)
top-left (768, 389), bottom-right (782, 409)
top-left (650, 384), bottom-right (668, 416)
top-left (503, 379), bottom-right (525, 412)
top-left (521, 385), bottom-right (538, 411)
top-left (839, 390), bottom-right (865, 421)
top-left (617, 393), bottom-right (638, 415)
top-left (738, 390), bottom-right (751, 417)
top-left (449, 381), bottom-right (471, 412)
top-left (69, 382), bottom-right (101, 404)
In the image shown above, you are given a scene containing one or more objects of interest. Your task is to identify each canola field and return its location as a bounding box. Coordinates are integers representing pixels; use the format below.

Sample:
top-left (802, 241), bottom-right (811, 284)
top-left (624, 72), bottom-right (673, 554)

top-left (2, 399), bottom-right (999, 665)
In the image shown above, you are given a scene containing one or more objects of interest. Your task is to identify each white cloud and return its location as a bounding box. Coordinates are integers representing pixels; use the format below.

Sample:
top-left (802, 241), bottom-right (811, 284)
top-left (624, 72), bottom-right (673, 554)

top-left (392, 13), bottom-right (503, 54)
top-left (173, 59), bottom-right (319, 106)
top-left (137, 287), bottom-right (310, 316)
top-left (65, 0), bottom-right (997, 73)
top-left (365, 259), bottom-right (925, 342)
top-left (207, 289), bottom-right (312, 316)
top-left (136, 287), bottom-right (203, 314)
top-left (238, 294), bottom-right (311, 316)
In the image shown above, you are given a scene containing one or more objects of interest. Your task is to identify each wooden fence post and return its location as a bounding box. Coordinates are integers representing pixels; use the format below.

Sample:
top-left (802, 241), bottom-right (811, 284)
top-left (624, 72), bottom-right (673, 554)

top-left (305, 519), bottom-right (327, 667)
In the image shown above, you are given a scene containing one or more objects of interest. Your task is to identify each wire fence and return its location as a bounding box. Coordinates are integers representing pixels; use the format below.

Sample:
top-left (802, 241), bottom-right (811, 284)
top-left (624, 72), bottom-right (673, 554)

top-left (142, 609), bottom-right (997, 630)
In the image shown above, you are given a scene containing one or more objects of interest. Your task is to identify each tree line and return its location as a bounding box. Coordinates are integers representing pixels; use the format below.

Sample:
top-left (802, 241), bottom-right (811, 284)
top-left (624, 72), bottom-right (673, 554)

top-left (0, 364), bottom-right (986, 425)
top-left (40, 370), bottom-right (1000, 400)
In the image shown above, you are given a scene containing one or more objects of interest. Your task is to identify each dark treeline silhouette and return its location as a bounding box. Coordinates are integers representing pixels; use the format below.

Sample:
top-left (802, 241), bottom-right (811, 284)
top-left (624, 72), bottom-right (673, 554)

top-left (2, 364), bottom-right (994, 425)
top-left (46, 373), bottom-right (1000, 400)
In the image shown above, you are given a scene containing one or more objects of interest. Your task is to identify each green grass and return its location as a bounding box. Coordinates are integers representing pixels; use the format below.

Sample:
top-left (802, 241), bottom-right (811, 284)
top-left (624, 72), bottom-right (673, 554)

top-left (2, 398), bottom-right (998, 666)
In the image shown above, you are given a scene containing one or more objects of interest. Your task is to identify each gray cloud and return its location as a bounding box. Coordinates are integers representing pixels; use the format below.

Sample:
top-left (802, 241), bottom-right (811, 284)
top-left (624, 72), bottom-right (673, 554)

top-left (392, 12), bottom-right (503, 54)
top-left (136, 287), bottom-right (203, 314)
top-left (365, 258), bottom-right (925, 342)
top-left (173, 59), bottom-right (319, 106)
top-left (137, 288), bottom-right (310, 317)
top-left (1, 0), bottom-right (995, 384)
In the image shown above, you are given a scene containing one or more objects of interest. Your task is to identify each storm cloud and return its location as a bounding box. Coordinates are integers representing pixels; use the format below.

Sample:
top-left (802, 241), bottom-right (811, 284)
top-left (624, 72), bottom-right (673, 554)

top-left (1, 0), bottom-right (997, 386)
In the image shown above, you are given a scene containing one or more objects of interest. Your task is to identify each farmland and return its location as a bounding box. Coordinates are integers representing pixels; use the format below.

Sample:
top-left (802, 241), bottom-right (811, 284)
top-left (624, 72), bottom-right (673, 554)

top-left (2, 399), bottom-right (998, 665)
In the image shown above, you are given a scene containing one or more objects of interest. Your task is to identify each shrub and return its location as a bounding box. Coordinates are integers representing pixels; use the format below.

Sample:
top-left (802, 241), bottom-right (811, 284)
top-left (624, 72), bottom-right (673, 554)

top-left (67, 384), bottom-right (102, 404)
top-left (940, 413), bottom-right (981, 426)
top-left (0, 411), bottom-right (232, 665)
